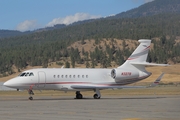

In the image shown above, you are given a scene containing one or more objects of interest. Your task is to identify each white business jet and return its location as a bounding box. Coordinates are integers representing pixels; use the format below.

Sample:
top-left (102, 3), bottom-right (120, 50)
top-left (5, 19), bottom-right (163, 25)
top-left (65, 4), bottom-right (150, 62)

top-left (4, 39), bottom-right (168, 100)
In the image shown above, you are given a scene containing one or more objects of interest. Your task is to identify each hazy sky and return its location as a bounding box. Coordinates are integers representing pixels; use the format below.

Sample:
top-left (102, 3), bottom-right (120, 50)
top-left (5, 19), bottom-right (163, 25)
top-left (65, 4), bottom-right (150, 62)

top-left (0, 0), bottom-right (154, 31)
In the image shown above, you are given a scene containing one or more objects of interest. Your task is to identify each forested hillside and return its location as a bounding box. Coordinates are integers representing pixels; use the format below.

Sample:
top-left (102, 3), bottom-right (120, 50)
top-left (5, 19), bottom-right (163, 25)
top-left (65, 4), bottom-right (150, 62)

top-left (0, 30), bottom-right (31, 38)
top-left (0, 14), bottom-right (180, 77)
top-left (1, 13), bottom-right (180, 48)
top-left (0, 0), bottom-right (180, 77)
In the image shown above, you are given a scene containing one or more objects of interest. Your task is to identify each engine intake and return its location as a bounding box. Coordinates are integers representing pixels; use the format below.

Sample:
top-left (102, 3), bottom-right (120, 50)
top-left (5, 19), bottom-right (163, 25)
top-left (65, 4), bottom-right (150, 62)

top-left (111, 69), bottom-right (116, 79)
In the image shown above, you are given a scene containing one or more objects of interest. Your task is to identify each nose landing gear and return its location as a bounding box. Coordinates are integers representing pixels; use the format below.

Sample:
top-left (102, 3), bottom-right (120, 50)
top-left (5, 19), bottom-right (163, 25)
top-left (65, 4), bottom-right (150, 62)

top-left (29, 96), bottom-right (33, 100)
top-left (28, 89), bottom-right (34, 100)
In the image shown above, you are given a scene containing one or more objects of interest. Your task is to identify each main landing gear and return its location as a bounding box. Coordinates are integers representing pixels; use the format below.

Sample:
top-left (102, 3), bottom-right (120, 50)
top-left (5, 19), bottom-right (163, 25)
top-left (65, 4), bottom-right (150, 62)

top-left (75, 88), bottom-right (101, 99)
top-left (28, 89), bottom-right (34, 100)
top-left (93, 88), bottom-right (101, 99)
top-left (75, 91), bottom-right (83, 99)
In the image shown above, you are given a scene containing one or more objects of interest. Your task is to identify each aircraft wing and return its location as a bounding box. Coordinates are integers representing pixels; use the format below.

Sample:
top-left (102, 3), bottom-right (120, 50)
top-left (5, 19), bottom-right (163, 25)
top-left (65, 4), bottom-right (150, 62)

top-left (71, 73), bottom-right (164, 89)
top-left (148, 72), bottom-right (164, 87)
top-left (71, 85), bottom-right (146, 89)
top-left (130, 62), bottom-right (169, 66)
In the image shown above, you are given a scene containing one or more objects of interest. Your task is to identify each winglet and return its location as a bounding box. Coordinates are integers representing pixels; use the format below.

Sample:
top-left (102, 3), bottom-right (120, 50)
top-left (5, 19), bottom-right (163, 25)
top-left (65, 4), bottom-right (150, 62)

top-left (149, 72), bottom-right (164, 87)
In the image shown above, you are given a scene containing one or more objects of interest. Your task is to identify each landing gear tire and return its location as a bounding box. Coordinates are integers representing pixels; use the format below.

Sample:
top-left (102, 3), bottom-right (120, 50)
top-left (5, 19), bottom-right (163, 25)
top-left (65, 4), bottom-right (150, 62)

top-left (75, 91), bottom-right (83, 99)
top-left (29, 96), bottom-right (33, 100)
top-left (93, 94), bottom-right (100, 99)
top-left (76, 94), bottom-right (83, 99)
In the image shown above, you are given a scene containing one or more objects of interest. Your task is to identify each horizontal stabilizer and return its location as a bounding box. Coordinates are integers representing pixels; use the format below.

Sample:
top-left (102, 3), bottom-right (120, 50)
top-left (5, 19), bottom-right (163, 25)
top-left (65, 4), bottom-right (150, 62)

top-left (130, 62), bottom-right (169, 66)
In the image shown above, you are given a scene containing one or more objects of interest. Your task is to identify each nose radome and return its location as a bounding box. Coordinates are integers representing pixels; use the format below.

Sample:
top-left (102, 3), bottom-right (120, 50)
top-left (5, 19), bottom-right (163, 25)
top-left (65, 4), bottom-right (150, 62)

top-left (3, 79), bottom-right (16, 87)
top-left (3, 80), bottom-right (11, 87)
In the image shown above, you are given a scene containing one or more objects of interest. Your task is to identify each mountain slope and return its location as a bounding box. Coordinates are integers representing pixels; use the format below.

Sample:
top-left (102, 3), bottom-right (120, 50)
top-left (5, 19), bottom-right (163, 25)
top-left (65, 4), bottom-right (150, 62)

top-left (0, 30), bottom-right (31, 38)
top-left (111, 0), bottom-right (180, 18)
top-left (1, 13), bottom-right (180, 48)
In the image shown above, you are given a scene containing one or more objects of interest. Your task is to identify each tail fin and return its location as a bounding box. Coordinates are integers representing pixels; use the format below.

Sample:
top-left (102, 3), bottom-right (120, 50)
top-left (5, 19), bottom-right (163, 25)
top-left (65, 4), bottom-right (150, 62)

top-left (127, 39), bottom-right (151, 62)
top-left (119, 39), bottom-right (151, 68)
top-left (119, 39), bottom-right (168, 70)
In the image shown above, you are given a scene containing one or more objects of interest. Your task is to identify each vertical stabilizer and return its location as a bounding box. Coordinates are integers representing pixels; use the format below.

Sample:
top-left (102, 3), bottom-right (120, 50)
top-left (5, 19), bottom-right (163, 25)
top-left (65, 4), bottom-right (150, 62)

top-left (126, 39), bottom-right (151, 62)
top-left (119, 39), bottom-right (151, 69)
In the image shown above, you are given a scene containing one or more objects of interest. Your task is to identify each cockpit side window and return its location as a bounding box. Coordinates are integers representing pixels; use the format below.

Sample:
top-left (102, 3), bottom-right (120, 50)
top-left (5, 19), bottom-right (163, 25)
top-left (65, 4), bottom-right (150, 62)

top-left (25, 72), bottom-right (29, 76)
top-left (29, 72), bottom-right (34, 76)
top-left (20, 73), bottom-right (26, 77)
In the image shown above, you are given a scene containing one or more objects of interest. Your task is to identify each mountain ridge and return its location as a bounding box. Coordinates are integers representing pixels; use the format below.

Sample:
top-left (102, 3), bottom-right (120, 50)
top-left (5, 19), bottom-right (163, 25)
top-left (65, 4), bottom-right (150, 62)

top-left (111, 0), bottom-right (180, 18)
top-left (1, 0), bottom-right (180, 38)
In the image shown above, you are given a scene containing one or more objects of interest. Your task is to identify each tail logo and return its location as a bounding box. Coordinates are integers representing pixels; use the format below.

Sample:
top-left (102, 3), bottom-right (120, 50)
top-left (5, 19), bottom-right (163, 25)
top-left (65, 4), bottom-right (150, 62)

top-left (127, 45), bottom-right (150, 61)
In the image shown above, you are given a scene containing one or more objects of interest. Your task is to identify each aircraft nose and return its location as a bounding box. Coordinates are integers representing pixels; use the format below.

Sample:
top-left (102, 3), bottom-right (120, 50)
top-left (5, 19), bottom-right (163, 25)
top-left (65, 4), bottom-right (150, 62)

top-left (4, 80), bottom-right (11, 87)
top-left (3, 79), bottom-right (16, 88)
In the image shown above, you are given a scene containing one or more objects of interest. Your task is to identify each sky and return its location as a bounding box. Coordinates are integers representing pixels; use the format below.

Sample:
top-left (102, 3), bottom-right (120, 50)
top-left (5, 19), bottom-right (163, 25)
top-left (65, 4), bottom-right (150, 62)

top-left (0, 0), bottom-right (154, 32)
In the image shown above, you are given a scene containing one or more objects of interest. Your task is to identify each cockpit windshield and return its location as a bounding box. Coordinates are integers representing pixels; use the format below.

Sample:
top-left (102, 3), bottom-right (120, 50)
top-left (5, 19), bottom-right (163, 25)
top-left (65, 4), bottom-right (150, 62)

top-left (19, 72), bottom-right (34, 77)
top-left (25, 72), bottom-right (29, 76)
top-left (19, 73), bottom-right (26, 77)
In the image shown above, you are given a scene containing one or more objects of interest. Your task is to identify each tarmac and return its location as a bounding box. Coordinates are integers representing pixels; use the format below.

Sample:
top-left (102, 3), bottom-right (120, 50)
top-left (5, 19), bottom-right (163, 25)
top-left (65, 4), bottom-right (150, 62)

top-left (0, 95), bottom-right (179, 120)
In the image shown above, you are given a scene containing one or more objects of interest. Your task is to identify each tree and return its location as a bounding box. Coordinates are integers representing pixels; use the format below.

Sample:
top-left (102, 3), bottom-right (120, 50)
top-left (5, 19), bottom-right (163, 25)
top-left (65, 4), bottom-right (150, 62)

top-left (65, 61), bottom-right (70, 68)
top-left (86, 61), bottom-right (90, 68)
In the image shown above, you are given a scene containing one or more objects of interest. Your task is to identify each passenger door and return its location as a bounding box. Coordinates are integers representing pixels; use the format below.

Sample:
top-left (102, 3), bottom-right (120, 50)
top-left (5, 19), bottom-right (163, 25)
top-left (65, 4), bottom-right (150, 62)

top-left (38, 71), bottom-right (46, 88)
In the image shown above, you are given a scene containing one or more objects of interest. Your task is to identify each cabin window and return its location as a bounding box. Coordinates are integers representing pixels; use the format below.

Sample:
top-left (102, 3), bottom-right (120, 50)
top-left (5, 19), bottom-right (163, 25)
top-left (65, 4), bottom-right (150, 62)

top-left (58, 75), bottom-right (59, 78)
top-left (54, 75), bottom-right (56, 78)
top-left (65, 75), bottom-right (68, 78)
top-left (78, 75), bottom-right (80, 78)
top-left (86, 75), bottom-right (88, 78)
top-left (82, 75), bottom-right (84, 78)
top-left (73, 75), bottom-right (75, 78)
top-left (69, 75), bottom-right (71, 78)
top-left (61, 75), bottom-right (63, 78)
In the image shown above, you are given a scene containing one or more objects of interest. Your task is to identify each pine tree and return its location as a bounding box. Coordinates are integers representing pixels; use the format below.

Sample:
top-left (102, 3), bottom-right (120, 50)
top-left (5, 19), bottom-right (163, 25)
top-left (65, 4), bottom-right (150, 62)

top-left (65, 61), bottom-right (70, 68)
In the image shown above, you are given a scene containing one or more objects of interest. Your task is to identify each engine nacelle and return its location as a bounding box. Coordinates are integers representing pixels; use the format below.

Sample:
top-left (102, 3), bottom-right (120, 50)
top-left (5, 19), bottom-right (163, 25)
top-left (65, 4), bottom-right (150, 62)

top-left (111, 68), bottom-right (139, 83)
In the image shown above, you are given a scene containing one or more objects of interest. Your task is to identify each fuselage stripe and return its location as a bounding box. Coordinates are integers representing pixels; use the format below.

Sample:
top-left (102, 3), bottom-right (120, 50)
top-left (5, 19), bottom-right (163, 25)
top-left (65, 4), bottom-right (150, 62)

top-left (22, 75), bottom-right (150, 87)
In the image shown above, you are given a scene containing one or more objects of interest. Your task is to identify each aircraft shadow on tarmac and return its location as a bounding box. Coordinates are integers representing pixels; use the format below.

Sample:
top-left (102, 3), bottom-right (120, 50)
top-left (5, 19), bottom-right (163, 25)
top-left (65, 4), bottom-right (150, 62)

top-left (26, 96), bottom-right (167, 101)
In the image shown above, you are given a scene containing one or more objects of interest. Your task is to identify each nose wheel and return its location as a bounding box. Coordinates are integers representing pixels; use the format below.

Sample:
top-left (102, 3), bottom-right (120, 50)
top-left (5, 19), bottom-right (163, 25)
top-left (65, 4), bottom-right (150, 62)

top-left (28, 89), bottom-right (34, 100)
top-left (29, 96), bottom-right (33, 100)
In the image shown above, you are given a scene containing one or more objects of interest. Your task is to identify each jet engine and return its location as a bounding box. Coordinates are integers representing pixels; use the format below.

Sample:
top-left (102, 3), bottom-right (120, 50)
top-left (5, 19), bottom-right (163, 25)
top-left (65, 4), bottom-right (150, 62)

top-left (111, 68), bottom-right (139, 83)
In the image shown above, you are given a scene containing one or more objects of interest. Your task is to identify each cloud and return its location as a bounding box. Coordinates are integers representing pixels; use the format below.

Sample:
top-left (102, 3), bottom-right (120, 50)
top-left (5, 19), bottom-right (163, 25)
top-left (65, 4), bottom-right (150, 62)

top-left (46, 13), bottom-right (101, 27)
top-left (16, 20), bottom-right (38, 32)
top-left (132, 0), bottom-right (154, 3)
top-left (144, 0), bottom-right (154, 3)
